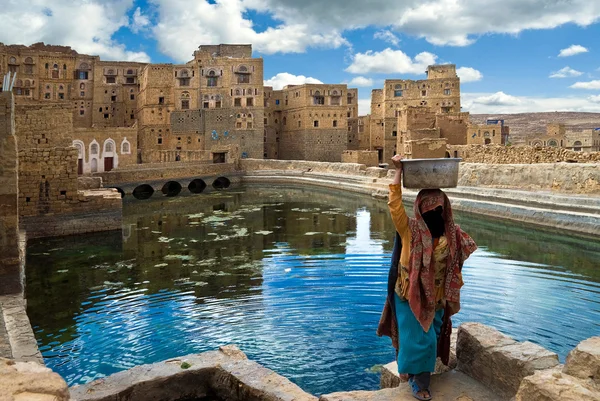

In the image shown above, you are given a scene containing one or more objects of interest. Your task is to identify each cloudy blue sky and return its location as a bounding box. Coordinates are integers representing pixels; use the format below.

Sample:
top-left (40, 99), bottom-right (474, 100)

top-left (2, 0), bottom-right (600, 115)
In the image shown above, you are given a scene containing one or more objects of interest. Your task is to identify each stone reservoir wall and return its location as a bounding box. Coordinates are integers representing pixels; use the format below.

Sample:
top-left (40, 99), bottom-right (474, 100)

top-left (458, 162), bottom-right (600, 193)
top-left (450, 144), bottom-right (600, 163)
top-left (243, 158), bottom-right (600, 194)
top-left (0, 93), bottom-right (22, 295)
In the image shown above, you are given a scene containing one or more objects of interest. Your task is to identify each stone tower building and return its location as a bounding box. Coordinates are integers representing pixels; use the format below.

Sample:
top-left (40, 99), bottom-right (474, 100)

top-left (368, 64), bottom-right (463, 162)
top-left (263, 84), bottom-right (359, 162)
top-left (137, 45), bottom-right (265, 163)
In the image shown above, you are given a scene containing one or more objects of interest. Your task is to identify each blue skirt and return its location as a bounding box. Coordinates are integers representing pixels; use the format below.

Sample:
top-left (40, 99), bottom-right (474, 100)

top-left (394, 293), bottom-right (444, 374)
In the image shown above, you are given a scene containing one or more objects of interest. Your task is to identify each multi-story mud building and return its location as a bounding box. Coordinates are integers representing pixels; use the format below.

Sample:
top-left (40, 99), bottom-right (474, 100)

top-left (366, 64), bottom-right (467, 162)
top-left (528, 123), bottom-right (600, 152)
top-left (263, 85), bottom-right (358, 162)
top-left (1, 42), bottom-right (362, 169)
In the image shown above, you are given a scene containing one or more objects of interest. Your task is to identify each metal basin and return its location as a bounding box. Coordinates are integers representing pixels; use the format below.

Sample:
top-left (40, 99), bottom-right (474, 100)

top-left (401, 158), bottom-right (461, 189)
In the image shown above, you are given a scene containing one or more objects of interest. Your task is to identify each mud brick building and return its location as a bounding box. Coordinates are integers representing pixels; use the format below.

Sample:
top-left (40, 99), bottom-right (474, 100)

top-left (468, 119), bottom-right (510, 145)
top-left (264, 85), bottom-right (359, 162)
top-left (365, 64), bottom-right (470, 162)
top-left (528, 123), bottom-right (600, 152)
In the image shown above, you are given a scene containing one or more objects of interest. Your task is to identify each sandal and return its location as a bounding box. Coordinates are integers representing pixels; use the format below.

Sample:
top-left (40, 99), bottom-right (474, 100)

top-left (408, 377), bottom-right (432, 401)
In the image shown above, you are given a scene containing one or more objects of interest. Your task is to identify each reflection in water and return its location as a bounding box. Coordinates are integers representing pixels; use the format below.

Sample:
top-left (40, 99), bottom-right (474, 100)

top-left (26, 185), bottom-right (600, 395)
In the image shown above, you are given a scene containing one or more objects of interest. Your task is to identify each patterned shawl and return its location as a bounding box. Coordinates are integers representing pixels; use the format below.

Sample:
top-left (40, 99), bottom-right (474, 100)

top-left (407, 189), bottom-right (477, 332)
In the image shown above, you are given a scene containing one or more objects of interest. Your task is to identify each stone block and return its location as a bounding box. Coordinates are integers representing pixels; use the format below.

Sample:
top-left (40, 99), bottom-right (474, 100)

top-left (381, 332), bottom-right (458, 389)
top-left (457, 323), bottom-right (559, 398)
top-left (564, 337), bottom-right (600, 386)
top-left (0, 358), bottom-right (69, 401)
top-left (516, 366), bottom-right (600, 401)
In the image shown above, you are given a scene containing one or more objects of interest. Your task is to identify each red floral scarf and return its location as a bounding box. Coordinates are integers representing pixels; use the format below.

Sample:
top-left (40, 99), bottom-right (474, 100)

top-left (407, 189), bottom-right (477, 332)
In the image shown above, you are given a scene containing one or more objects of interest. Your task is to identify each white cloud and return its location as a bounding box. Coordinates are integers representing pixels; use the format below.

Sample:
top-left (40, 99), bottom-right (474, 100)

top-left (345, 48), bottom-right (436, 74)
top-left (358, 98), bottom-right (371, 116)
top-left (131, 7), bottom-right (151, 33)
top-left (0, 0), bottom-right (150, 62)
top-left (589, 95), bottom-right (600, 103)
top-left (150, 0), bottom-right (348, 62)
top-left (558, 44), bottom-right (589, 57)
top-left (373, 30), bottom-right (400, 46)
top-left (570, 80), bottom-right (600, 89)
top-left (456, 67), bottom-right (482, 83)
top-left (243, 0), bottom-right (600, 47)
top-left (471, 92), bottom-right (523, 106)
top-left (549, 66), bottom-right (583, 78)
top-left (348, 76), bottom-right (374, 87)
top-left (462, 92), bottom-right (600, 113)
top-left (264, 72), bottom-right (323, 90)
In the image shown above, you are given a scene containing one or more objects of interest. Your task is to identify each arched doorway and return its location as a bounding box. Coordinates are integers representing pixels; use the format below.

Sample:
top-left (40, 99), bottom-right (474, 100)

top-left (484, 138), bottom-right (491, 145)
top-left (103, 139), bottom-right (117, 171)
top-left (91, 158), bottom-right (98, 173)
top-left (73, 140), bottom-right (85, 175)
top-left (573, 141), bottom-right (582, 152)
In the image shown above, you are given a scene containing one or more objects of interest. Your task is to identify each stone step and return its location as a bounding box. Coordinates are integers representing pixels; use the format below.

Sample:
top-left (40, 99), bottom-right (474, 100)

top-left (320, 370), bottom-right (505, 401)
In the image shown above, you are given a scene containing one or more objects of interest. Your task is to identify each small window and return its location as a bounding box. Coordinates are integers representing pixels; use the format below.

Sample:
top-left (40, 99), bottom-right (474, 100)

top-left (394, 90), bottom-right (403, 97)
top-left (58, 93), bottom-right (64, 100)
top-left (247, 97), bottom-right (254, 107)
top-left (237, 74), bottom-right (250, 84)
top-left (236, 122), bottom-right (242, 128)
top-left (104, 114), bottom-right (109, 119)
top-left (392, 130), bottom-right (397, 137)
top-left (182, 100), bottom-right (190, 110)
top-left (298, 121), bottom-right (301, 128)
top-left (444, 89), bottom-right (451, 95)
top-left (158, 135), bottom-right (163, 145)
top-left (79, 110), bottom-right (85, 116)
top-left (275, 99), bottom-right (280, 105)
top-left (130, 114), bottom-right (135, 119)
top-left (91, 144), bottom-right (99, 154)
top-left (44, 93), bottom-right (51, 99)
top-left (234, 98), bottom-right (242, 107)
top-left (333, 120), bottom-right (338, 127)
top-left (207, 77), bottom-right (218, 87)
top-left (179, 78), bottom-right (190, 86)
top-left (314, 96), bottom-right (325, 105)
top-left (158, 97), bottom-right (164, 104)
top-left (126, 77), bottom-right (135, 84)
top-left (106, 77), bottom-right (116, 84)
top-left (203, 102), bottom-right (209, 109)
top-left (130, 94), bottom-right (135, 100)
top-left (421, 90), bottom-right (427, 96)
top-left (78, 71), bottom-right (88, 80)
top-left (111, 95), bottom-right (117, 102)
top-left (314, 121), bottom-right (319, 127)
top-left (247, 122), bottom-right (253, 129)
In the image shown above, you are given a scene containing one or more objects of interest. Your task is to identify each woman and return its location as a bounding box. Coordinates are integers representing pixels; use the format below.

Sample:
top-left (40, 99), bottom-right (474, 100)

top-left (377, 155), bottom-right (477, 400)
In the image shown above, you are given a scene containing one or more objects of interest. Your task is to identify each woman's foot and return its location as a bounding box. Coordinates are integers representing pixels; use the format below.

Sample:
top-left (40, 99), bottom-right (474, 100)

top-left (408, 377), bottom-right (432, 400)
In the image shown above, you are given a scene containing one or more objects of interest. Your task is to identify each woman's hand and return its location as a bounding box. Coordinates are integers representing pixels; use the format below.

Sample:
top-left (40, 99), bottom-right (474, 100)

top-left (391, 155), bottom-right (403, 185)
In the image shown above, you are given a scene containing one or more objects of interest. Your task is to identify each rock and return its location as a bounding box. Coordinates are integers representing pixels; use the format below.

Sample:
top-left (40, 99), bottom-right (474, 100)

top-left (71, 346), bottom-right (316, 401)
top-left (516, 367), bottom-right (600, 401)
top-left (563, 337), bottom-right (600, 386)
top-left (380, 362), bottom-right (402, 388)
top-left (381, 331), bottom-right (458, 389)
top-left (0, 358), bottom-right (69, 401)
top-left (456, 323), bottom-right (559, 398)
top-left (218, 344), bottom-right (248, 360)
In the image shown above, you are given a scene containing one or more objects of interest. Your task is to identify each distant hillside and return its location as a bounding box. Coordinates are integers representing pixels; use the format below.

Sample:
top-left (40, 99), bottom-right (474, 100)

top-left (470, 112), bottom-right (600, 144)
